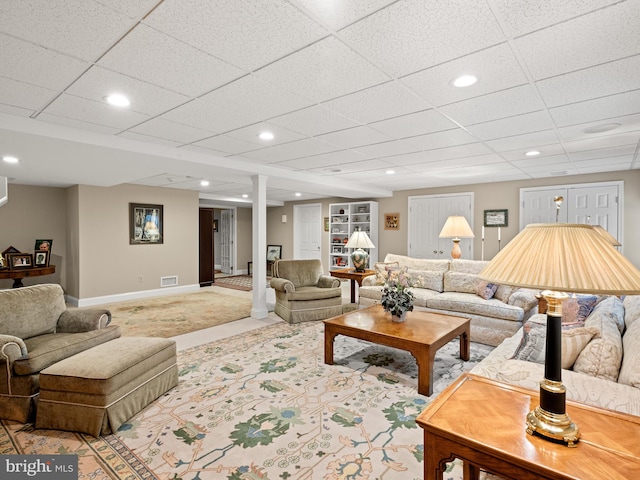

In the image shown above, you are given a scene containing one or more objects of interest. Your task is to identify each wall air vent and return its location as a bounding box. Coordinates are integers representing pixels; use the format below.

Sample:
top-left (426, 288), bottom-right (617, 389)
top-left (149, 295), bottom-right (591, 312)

top-left (161, 276), bottom-right (178, 287)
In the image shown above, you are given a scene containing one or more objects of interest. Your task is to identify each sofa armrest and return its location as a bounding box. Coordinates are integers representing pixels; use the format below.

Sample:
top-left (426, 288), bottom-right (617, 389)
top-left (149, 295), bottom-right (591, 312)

top-left (362, 275), bottom-right (377, 287)
top-left (508, 289), bottom-right (539, 312)
top-left (0, 334), bottom-right (28, 366)
top-left (271, 278), bottom-right (295, 293)
top-left (318, 275), bottom-right (340, 288)
top-left (57, 308), bottom-right (112, 333)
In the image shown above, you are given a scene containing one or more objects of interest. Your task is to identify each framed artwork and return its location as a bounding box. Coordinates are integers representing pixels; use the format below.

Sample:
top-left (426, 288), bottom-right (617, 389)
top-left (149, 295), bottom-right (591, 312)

top-left (324, 217), bottom-right (329, 232)
top-left (10, 253), bottom-right (33, 268)
top-left (34, 250), bottom-right (50, 267)
top-left (35, 239), bottom-right (53, 253)
top-left (2, 246), bottom-right (20, 266)
top-left (385, 213), bottom-right (400, 230)
top-left (130, 203), bottom-right (163, 244)
top-left (266, 245), bottom-right (282, 262)
top-left (213, 219), bottom-right (219, 232)
top-left (484, 209), bottom-right (508, 227)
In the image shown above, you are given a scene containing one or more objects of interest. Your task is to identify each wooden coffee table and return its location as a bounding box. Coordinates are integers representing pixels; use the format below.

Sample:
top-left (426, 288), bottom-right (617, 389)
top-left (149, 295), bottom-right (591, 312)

top-left (417, 373), bottom-right (640, 480)
top-left (323, 304), bottom-right (470, 396)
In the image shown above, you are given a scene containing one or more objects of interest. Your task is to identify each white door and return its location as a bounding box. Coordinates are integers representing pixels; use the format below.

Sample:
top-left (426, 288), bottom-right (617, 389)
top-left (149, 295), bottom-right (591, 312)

top-left (521, 188), bottom-right (568, 225)
top-left (568, 185), bottom-right (619, 237)
top-left (294, 204), bottom-right (322, 260)
top-left (220, 209), bottom-right (233, 274)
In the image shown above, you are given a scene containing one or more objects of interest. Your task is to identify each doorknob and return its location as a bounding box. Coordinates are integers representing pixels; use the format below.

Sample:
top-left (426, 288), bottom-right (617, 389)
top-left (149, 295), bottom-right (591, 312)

top-left (433, 250), bottom-right (437, 254)
top-left (439, 251), bottom-right (443, 254)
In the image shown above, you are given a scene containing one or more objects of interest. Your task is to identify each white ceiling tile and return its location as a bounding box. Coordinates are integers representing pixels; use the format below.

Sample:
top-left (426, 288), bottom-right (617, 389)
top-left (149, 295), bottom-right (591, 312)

top-left (324, 81), bottom-right (430, 124)
top-left (117, 131), bottom-right (183, 147)
top-left (0, 77), bottom-right (56, 111)
top-left (278, 149), bottom-right (369, 170)
top-left (550, 90), bottom-right (640, 127)
top-left (41, 94), bottom-right (149, 130)
top-left (292, 0), bottom-right (396, 30)
top-left (491, 0), bottom-right (619, 37)
top-left (239, 144), bottom-right (307, 163)
top-left (526, 169), bottom-right (579, 179)
top-left (179, 144), bottom-right (229, 157)
top-left (575, 155), bottom-right (633, 169)
top-left (354, 139), bottom-right (420, 158)
top-left (440, 85), bottom-right (545, 126)
top-left (317, 126), bottom-right (392, 149)
top-left (446, 154), bottom-right (508, 169)
top-left (192, 135), bottom-right (265, 155)
top-left (485, 129), bottom-right (560, 153)
top-left (382, 151), bottom-right (439, 167)
top-left (0, 104), bottom-right (34, 117)
top-left (95, 0), bottom-right (159, 19)
top-left (0, 34), bottom-right (90, 90)
top-left (564, 131), bottom-right (640, 154)
top-left (567, 143), bottom-right (638, 161)
top-left (98, 24), bottom-right (245, 97)
top-left (557, 114), bottom-right (640, 142)
top-left (466, 111), bottom-right (555, 141)
top-left (415, 143), bottom-right (494, 163)
top-left (536, 55), bottom-right (640, 108)
top-left (128, 117), bottom-right (214, 144)
top-left (510, 153), bottom-right (571, 169)
top-left (255, 36), bottom-right (389, 103)
top-left (370, 109), bottom-right (457, 139)
top-left (225, 123), bottom-right (305, 147)
top-left (514, 2), bottom-right (640, 80)
top-left (274, 138), bottom-right (341, 159)
top-left (407, 128), bottom-right (479, 151)
top-left (499, 143), bottom-right (568, 161)
top-left (340, 0), bottom-right (504, 76)
top-left (161, 95), bottom-right (255, 134)
top-left (270, 105), bottom-right (360, 137)
top-left (576, 162), bottom-right (633, 175)
top-left (519, 162), bottom-right (576, 174)
top-left (66, 66), bottom-right (191, 116)
top-left (401, 43), bottom-right (528, 106)
top-left (144, 0), bottom-right (328, 71)
top-left (0, 0), bottom-right (136, 61)
top-left (35, 113), bottom-right (121, 134)
top-left (333, 158), bottom-right (399, 175)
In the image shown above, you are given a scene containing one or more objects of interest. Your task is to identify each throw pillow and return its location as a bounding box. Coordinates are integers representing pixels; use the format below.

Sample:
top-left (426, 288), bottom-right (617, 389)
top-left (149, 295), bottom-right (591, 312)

top-left (494, 284), bottom-right (516, 303)
top-left (511, 320), bottom-right (598, 370)
top-left (373, 262), bottom-right (399, 286)
top-left (443, 271), bottom-right (478, 294)
top-left (623, 295), bottom-right (640, 329)
top-left (561, 295), bottom-right (600, 326)
top-left (406, 269), bottom-right (444, 293)
top-left (475, 280), bottom-right (498, 300)
top-left (618, 318), bottom-right (640, 388)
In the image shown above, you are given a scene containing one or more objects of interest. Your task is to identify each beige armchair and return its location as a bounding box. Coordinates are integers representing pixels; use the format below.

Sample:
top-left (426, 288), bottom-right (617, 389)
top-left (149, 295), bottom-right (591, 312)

top-left (271, 259), bottom-right (343, 323)
top-left (0, 284), bottom-right (121, 422)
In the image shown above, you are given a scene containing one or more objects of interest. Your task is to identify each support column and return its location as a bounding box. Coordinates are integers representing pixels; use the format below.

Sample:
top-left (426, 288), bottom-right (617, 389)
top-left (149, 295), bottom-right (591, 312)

top-left (251, 175), bottom-right (269, 319)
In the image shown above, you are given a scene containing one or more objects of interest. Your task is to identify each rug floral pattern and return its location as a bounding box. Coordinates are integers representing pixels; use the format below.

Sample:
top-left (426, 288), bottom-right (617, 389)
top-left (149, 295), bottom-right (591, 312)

top-left (113, 321), bottom-right (494, 479)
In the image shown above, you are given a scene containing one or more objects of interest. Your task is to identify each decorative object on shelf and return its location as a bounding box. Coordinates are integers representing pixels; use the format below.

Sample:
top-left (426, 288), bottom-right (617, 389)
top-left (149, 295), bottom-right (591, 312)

top-left (381, 267), bottom-right (414, 322)
top-left (484, 209), bottom-right (508, 227)
top-left (130, 203), bottom-right (163, 244)
top-left (358, 206), bottom-right (366, 213)
top-left (324, 217), bottom-right (329, 232)
top-left (344, 231), bottom-right (375, 272)
top-left (479, 223), bottom-right (640, 447)
top-left (384, 213), bottom-right (399, 230)
top-left (439, 215), bottom-right (475, 259)
top-left (339, 209), bottom-right (345, 214)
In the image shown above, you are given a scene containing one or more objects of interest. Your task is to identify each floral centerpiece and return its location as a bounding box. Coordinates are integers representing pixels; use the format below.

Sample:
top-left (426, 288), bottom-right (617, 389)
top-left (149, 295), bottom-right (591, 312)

top-left (380, 266), bottom-right (415, 322)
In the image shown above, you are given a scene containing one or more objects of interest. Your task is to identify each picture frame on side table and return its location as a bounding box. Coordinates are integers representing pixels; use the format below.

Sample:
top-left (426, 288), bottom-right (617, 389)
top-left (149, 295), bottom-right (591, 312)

top-left (484, 209), bottom-right (508, 227)
top-left (35, 239), bottom-right (53, 253)
top-left (10, 253), bottom-right (33, 268)
top-left (267, 245), bottom-right (282, 262)
top-left (130, 203), bottom-right (163, 244)
top-left (34, 250), bottom-right (49, 267)
top-left (2, 246), bottom-right (20, 266)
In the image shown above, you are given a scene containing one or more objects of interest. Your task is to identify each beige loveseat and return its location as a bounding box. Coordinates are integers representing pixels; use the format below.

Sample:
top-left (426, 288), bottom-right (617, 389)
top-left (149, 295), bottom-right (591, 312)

top-left (471, 295), bottom-right (640, 416)
top-left (0, 284), bottom-right (121, 422)
top-left (359, 254), bottom-right (539, 346)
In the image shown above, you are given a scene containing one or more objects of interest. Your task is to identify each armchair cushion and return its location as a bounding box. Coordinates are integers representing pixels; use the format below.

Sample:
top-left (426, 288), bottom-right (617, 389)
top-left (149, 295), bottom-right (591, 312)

top-left (272, 259), bottom-right (325, 288)
top-left (286, 286), bottom-right (342, 301)
top-left (318, 275), bottom-right (340, 288)
top-left (270, 277), bottom-right (295, 293)
top-left (1, 334), bottom-right (28, 363)
top-left (0, 284), bottom-right (66, 339)
top-left (57, 308), bottom-right (112, 332)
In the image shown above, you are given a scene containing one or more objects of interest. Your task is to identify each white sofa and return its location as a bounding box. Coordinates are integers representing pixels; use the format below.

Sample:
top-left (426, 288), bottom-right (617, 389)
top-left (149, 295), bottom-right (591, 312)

top-left (359, 254), bottom-right (539, 346)
top-left (471, 295), bottom-right (640, 416)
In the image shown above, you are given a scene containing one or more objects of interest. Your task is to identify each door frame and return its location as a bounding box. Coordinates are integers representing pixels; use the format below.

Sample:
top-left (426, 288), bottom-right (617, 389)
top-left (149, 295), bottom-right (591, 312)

top-left (198, 202), bottom-right (237, 275)
top-left (293, 203), bottom-right (322, 261)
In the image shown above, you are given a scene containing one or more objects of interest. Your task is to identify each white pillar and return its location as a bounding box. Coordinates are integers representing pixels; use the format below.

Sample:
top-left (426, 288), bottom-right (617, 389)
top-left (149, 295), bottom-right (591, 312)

top-left (251, 175), bottom-right (269, 319)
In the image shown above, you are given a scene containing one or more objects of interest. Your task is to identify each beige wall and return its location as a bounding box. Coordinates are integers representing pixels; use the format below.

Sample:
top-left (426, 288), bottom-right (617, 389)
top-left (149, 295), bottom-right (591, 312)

top-left (236, 206), bottom-right (252, 272)
top-left (268, 171), bottom-right (640, 270)
top-left (0, 185), bottom-right (66, 289)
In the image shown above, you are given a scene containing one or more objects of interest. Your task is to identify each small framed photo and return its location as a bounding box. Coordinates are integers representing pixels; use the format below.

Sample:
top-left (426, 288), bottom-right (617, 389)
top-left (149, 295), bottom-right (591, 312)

top-left (484, 209), bottom-right (508, 227)
top-left (130, 203), bottom-right (163, 244)
top-left (385, 213), bottom-right (400, 230)
top-left (267, 245), bottom-right (282, 262)
top-left (2, 245), bottom-right (20, 266)
top-left (35, 239), bottom-right (53, 253)
top-left (34, 250), bottom-right (50, 267)
top-left (10, 253), bottom-right (33, 268)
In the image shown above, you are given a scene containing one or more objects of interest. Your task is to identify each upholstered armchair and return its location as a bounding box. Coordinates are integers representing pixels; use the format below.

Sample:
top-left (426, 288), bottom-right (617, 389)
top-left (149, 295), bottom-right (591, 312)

top-left (0, 284), bottom-right (121, 422)
top-left (271, 259), bottom-right (343, 323)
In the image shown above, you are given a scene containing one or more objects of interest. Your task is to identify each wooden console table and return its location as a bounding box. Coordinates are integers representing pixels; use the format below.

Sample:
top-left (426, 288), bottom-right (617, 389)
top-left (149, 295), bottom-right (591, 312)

top-left (416, 373), bottom-right (640, 479)
top-left (0, 265), bottom-right (56, 288)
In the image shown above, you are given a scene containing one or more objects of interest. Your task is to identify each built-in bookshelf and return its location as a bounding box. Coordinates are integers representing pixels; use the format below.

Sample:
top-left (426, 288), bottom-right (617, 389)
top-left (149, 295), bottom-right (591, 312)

top-left (328, 201), bottom-right (378, 271)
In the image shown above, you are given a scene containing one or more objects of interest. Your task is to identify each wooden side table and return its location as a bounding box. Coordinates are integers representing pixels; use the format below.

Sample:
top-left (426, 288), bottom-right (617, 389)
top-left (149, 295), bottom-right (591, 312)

top-left (329, 268), bottom-right (375, 303)
top-left (0, 265), bottom-right (56, 288)
top-left (416, 373), bottom-right (640, 480)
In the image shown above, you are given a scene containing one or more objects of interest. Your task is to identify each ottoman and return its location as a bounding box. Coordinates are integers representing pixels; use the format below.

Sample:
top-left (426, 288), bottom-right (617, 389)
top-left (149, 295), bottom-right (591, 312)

top-left (36, 337), bottom-right (178, 437)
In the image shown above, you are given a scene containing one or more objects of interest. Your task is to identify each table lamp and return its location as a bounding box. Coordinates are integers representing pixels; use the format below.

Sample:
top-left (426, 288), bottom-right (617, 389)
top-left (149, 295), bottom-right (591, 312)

top-left (439, 215), bottom-right (475, 259)
top-left (592, 224), bottom-right (621, 246)
top-left (479, 223), bottom-right (640, 446)
top-left (344, 231), bottom-right (375, 272)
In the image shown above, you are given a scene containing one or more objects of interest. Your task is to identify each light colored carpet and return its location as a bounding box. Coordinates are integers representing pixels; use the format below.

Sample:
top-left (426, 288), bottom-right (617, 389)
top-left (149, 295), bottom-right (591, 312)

top-left (104, 289), bottom-right (252, 337)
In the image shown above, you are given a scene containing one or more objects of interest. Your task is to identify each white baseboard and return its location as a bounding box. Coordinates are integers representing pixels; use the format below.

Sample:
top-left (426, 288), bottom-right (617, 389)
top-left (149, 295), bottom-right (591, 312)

top-left (66, 283), bottom-right (201, 308)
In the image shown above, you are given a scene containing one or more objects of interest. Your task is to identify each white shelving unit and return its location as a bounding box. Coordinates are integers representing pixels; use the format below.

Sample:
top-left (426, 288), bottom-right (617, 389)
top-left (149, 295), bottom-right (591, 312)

top-left (329, 201), bottom-right (378, 271)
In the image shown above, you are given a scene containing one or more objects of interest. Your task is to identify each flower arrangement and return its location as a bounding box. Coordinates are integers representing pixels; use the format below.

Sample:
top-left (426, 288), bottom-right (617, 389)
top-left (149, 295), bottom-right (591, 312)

top-left (380, 267), bottom-right (415, 321)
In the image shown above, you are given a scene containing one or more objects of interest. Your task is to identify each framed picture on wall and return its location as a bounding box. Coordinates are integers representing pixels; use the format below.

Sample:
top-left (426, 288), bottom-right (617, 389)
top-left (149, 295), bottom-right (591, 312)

top-left (484, 209), bottom-right (508, 227)
top-left (384, 213), bottom-right (400, 230)
top-left (130, 203), bottom-right (164, 244)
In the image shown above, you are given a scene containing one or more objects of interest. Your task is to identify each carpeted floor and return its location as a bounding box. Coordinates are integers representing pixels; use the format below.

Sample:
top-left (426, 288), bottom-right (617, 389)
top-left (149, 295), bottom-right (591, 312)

top-left (103, 289), bottom-right (253, 337)
top-left (2, 320), bottom-right (498, 479)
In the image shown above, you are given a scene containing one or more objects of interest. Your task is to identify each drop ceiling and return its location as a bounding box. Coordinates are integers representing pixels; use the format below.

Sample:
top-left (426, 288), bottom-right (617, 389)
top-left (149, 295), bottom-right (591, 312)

top-left (0, 0), bottom-right (638, 206)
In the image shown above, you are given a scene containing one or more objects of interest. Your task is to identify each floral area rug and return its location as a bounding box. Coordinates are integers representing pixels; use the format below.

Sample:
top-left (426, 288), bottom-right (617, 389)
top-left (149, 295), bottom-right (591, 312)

top-left (2, 321), bottom-right (497, 480)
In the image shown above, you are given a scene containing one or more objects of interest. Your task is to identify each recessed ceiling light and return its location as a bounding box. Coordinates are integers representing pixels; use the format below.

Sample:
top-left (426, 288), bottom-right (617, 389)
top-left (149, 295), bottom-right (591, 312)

top-left (200, 180), bottom-right (210, 187)
top-left (105, 93), bottom-right (130, 107)
top-left (258, 131), bottom-right (274, 141)
top-left (242, 194), bottom-right (249, 198)
top-left (525, 150), bottom-right (541, 157)
top-left (2, 156), bottom-right (18, 164)
top-left (385, 170), bottom-right (395, 175)
top-left (295, 192), bottom-right (301, 197)
top-left (452, 74), bottom-right (477, 88)
top-left (582, 123), bottom-right (621, 134)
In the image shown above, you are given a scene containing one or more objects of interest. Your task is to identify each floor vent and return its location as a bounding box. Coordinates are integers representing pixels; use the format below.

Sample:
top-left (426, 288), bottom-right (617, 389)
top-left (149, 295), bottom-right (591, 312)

top-left (160, 276), bottom-right (178, 287)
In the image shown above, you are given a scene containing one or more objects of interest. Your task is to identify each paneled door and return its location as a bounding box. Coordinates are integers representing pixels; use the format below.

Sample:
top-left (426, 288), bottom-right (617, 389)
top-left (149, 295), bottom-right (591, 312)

top-left (198, 208), bottom-right (215, 286)
top-left (294, 203), bottom-right (322, 260)
top-left (220, 209), bottom-right (233, 274)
